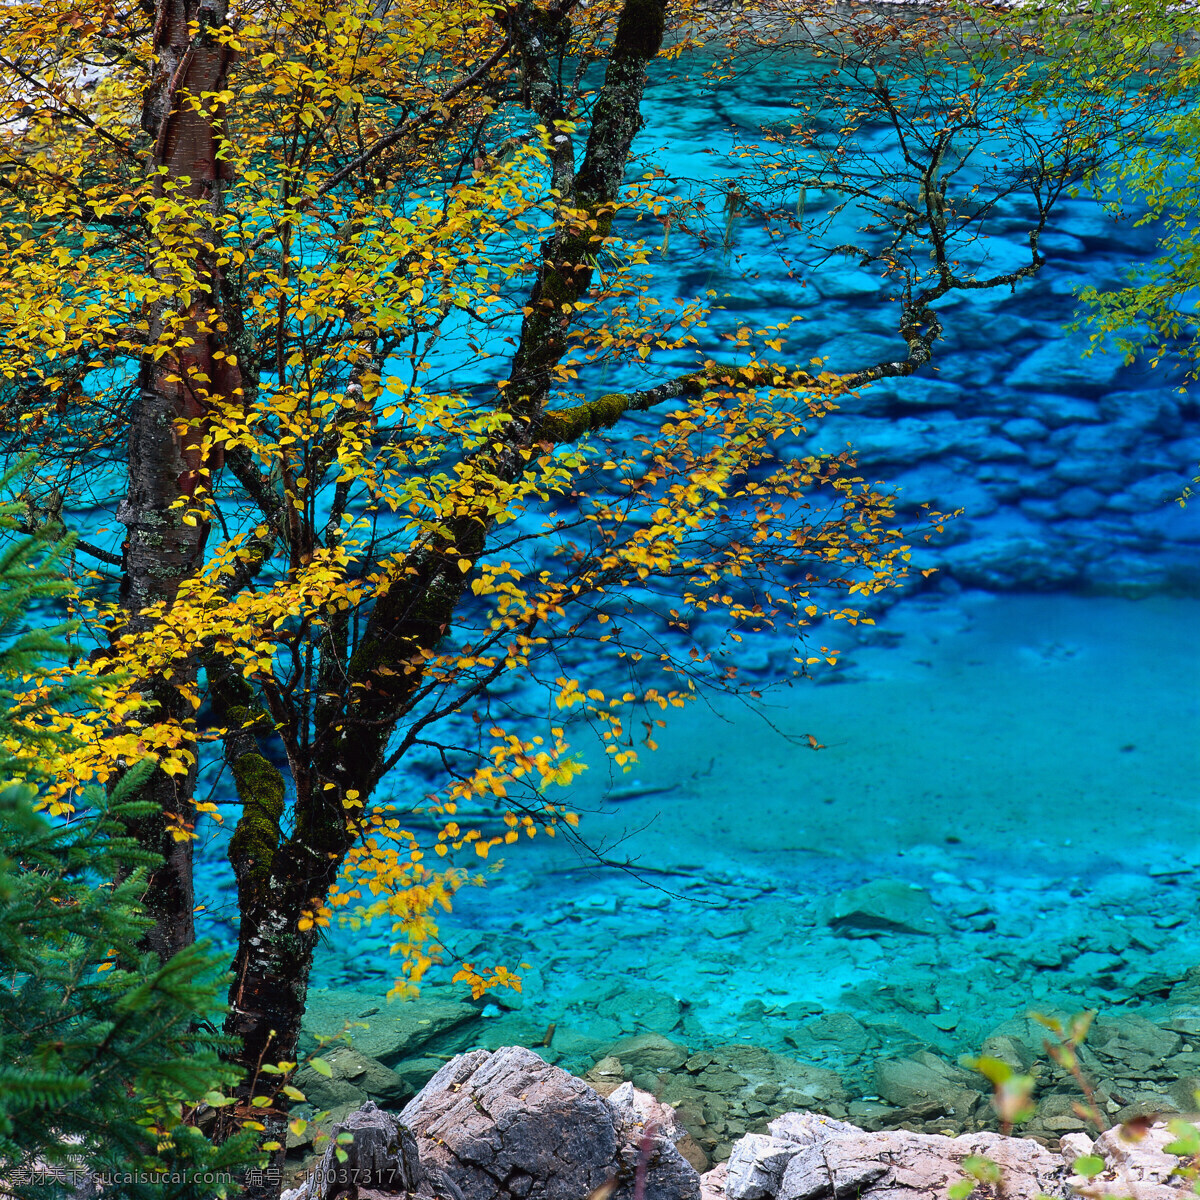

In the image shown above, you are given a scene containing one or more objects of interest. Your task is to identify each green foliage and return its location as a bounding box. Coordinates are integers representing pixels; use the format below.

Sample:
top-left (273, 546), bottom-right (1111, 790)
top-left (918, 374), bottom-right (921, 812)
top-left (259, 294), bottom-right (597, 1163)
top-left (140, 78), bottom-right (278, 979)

top-left (993, 1), bottom-right (1200, 383)
top-left (962, 1053), bottom-right (1036, 1130)
top-left (0, 476), bottom-right (260, 1198)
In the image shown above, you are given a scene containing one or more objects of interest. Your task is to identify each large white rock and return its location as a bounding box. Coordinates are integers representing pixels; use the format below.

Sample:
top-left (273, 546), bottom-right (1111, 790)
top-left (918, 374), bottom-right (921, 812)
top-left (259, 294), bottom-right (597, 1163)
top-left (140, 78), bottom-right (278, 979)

top-left (704, 1113), bottom-right (1071, 1200)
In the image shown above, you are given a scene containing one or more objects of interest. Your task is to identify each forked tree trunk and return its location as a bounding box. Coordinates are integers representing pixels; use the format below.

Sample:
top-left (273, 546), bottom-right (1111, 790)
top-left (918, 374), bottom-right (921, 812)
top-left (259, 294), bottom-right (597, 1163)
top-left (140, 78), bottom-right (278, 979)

top-left (118, 2), bottom-right (668, 1196)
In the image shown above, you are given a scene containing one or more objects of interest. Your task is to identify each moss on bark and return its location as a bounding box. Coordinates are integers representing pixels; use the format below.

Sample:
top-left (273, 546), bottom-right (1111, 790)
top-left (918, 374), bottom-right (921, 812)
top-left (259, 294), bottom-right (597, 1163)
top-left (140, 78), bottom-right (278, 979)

top-left (228, 752), bottom-right (285, 886)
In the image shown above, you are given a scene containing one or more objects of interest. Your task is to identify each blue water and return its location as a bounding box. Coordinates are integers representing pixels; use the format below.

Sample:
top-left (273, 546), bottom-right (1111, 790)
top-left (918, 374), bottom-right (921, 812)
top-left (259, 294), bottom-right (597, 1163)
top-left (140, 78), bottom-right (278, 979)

top-left (180, 37), bottom-right (1200, 1124)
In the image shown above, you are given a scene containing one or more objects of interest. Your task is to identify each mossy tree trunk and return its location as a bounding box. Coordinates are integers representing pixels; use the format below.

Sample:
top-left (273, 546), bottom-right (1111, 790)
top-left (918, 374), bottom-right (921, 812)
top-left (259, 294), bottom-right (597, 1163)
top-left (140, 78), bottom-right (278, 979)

top-left (204, 4), bottom-right (669, 1195)
top-left (119, 0), bottom-right (238, 963)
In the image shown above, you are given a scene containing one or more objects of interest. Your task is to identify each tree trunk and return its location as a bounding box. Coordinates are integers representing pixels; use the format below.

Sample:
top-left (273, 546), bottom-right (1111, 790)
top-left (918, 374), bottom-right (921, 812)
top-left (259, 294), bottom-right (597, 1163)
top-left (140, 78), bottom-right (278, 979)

top-left (117, 0), bottom-right (239, 961)
top-left (203, 3), bottom-right (667, 1195)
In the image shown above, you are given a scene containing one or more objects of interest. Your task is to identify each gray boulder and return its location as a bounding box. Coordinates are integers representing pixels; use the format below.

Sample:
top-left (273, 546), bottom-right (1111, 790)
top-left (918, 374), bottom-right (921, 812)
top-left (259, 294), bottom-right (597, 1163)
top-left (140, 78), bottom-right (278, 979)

top-left (724, 1133), bottom-right (800, 1200)
top-left (778, 1127), bottom-right (1065, 1200)
top-left (608, 1081), bottom-right (704, 1200)
top-left (707, 1114), bottom-right (1070, 1200)
top-left (1070, 1121), bottom-right (1195, 1200)
top-left (401, 1045), bottom-right (700, 1200)
top-left (724, 1116), bottom-right (862, 1200)
top-left (282, 1100), bottom-right (425, 1200)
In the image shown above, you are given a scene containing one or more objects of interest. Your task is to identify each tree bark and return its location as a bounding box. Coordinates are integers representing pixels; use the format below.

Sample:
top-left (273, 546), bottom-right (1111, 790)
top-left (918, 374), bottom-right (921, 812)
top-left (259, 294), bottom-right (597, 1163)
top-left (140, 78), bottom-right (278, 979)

top-left (117, 0), bottom-right (239, 962)
top-left (146, 3), bottom-right (668, 1195)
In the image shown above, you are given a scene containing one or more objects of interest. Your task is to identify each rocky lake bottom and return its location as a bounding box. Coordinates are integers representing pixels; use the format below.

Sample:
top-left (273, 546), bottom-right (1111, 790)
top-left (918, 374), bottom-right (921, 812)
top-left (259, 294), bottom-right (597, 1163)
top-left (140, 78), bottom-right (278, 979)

top-left (226, 591), bottom-right (1200, 1176)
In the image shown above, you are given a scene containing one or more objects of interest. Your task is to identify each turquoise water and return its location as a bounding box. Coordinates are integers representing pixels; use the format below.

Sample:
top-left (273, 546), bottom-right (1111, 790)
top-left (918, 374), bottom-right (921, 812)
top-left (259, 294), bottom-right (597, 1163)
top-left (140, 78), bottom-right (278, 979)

top-left (184, 35), bottom-right (1200, 1136)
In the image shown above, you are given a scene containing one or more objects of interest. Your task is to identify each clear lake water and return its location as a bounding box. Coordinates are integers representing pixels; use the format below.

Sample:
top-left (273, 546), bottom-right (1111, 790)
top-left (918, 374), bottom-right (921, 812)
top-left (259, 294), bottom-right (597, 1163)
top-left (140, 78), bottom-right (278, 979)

top-left (174, 35), bottom-right (1200, 1153)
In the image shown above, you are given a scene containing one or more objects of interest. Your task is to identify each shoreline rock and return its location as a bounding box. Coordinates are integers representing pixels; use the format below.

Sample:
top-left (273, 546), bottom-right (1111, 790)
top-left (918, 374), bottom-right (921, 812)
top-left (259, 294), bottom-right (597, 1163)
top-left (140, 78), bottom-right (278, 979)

top-left (284, 1061), bottom-right (1200, 1200)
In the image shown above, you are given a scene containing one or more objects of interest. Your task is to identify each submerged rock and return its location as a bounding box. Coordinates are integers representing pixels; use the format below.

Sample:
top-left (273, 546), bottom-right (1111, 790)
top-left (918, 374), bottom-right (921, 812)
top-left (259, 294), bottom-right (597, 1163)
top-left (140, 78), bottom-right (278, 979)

top-left (873, 1055), bottom-right (983, 1120)
top-left (1009, 337), bottom-right (1123, 393)
top-left (605, 1033), bottom-right (691, 1074)
top-left (825, 880), bottom-right (947, 937)
top-left (302, 986), bottom-right (481, 1066)
top-left (292, 1045), bottom-right (408, 1114)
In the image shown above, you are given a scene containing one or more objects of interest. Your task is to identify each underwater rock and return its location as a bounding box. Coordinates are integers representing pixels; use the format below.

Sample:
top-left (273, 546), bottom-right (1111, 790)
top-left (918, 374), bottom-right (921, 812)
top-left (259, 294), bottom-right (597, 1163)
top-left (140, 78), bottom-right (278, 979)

top-left (978, 1034), bottom-right (1035, 1074)
top-left (799, 415), bottom-right (952, 465)
top-left (1164, 1004), bottom-right (1200, 1036)
top-left (594, 987), bottom-right (684, 1036)
top-left (855, 376), bottom-right (964, 413)
top-left (1090, 1014), bottom-right (1182, 1067)
top-left (825, 879), bottom-right (946, 937)
top-left (873, 1056), bottom-right (982, 1121)
top-left (605, 1033), bottom-right (691, 1074)
top-left (1167, 1074), bottom-right (1200, 1112)
top-left (292, 1045), bottom-right (408, 1111)
top-left (389, 1055), bottom-right (453, 1098)
top-left (821, 333), bottom-right (906, 372)
top-left (1082, 553), bottom-right (1175, 596)
top-left (885, 466), bottom-right (999, 520)
top-left (712, 1114), bottom-right (1070, 1200)
top-left (1132, 501), bottom-right (1200, 543)
top-left (302, 986), bottom-right (482, 1066)
top-left (1108, 472), bottom-right (1192, 512)
top-left (586, 1055), bottom-right (628, 1097)
top-left (1009, 337), bottom-right (1123, 393)
top-left (1100, 389), bottom-right (1186, 437)
top-left (400, 1045), bottom-right (701, 1200)
top-left (653, 1046), bottom-right (848, 1163)
top-left (941, 533), bottom-right (1081, 590)
top-left (1018, 393), bottom-right (1103, 428)
top-left (784, 1013), bottom-right (874, 1061)
top-left (1022, 1093), bottom-right (1092, 1136)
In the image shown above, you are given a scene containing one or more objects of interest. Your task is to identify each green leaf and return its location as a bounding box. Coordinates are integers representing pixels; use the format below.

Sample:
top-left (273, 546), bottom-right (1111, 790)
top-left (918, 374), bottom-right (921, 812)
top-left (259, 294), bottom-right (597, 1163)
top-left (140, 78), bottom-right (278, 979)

top-left (1166, 1121), bottom-right (1200, 1157)
top-left (1074, 1155), bottom-right (1106, 1179)
top-left (1030, 1012), bottom-right (1064, 1036)
top-left (966, 1055), bottom-right (1013, 1085)
top-left (309, 1057), bottom-right (333, 1078)
top-left (251, 1095), bottom-right (272, 1108)
top-left (948, 1179), bottom-right (977, 1200)
top-left (963, 1156), bottom-right (1001, 1184)
top-left (1068, 1010), bottom-right (1096, 1044)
